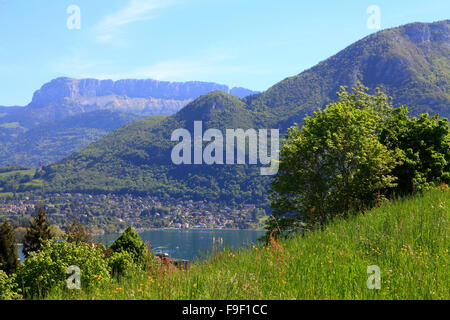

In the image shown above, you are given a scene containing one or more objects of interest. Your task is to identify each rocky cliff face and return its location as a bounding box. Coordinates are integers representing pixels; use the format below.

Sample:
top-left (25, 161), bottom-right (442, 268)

top-left (0, 77), bottom-right (258, 131)
top-left (29, 77), bottom-right (257, 109)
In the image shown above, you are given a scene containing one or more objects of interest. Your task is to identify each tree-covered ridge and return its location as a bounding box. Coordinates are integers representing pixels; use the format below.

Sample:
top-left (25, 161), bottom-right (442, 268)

top-left (40, 92), bottom-right (269, 205)
top-left (0, 110), bottom-right (143, 167)
top-left (245, 19), bottom-right (449, 129)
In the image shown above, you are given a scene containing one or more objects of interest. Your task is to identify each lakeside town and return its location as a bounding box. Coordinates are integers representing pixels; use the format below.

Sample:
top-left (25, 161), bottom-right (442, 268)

top-left (0, 193), bottom-right (268, 234)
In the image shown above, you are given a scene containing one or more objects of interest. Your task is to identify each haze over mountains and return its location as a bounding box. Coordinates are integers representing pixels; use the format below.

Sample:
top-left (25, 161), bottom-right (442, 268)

top-left (0, 78), bottom-right (258, 167)
top-left (34, 20), bottom-right (449, 205)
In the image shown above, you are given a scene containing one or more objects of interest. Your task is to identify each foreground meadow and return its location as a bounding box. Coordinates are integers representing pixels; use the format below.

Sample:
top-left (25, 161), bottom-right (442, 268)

top-left (47, 188), bottom-right (449, 300)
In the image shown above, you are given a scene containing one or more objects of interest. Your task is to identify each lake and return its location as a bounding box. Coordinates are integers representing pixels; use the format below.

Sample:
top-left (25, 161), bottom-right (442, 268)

top-left (18, 229), bottom-right (266, 262)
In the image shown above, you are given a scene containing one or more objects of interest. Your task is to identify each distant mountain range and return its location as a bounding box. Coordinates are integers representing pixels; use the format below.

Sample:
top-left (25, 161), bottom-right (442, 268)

top-left (35, 20), bottom-right (449, 204)
top-left (25, 77), bottom-right (258, 118)
top-left (0, 78), bottom-right (258, 167)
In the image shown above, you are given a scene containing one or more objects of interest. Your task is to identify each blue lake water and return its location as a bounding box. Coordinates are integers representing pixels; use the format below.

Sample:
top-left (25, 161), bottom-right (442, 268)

top-left (18, 229), bottom-right (266, 262)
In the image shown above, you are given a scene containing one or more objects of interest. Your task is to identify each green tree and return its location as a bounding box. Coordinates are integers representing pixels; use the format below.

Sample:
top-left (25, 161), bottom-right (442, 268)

top-left (110, 226), bottom-right (147, 265)
top-left (22, 206), bottom-right (53, 258)
top-left (65, 220), bottom-right (93, 244)
top-left (16, 239), bottom-right (110, 299)
top-left (380, 107), bottom-right (450, 194)
top-left (336, 83), bottom-right (394, 122)
top-left (0, 221), bottom-right (18, 275)
top-left (269, 86), bottom-right (397, 236)
top-left (0, 270), bottom-right (21, 300)
top-left (107, 250), bottom-right (136, 279)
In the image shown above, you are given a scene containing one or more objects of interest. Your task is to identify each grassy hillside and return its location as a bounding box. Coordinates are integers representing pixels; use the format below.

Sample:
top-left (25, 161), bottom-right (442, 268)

top-left (48, 187), bottom-right (449, 300)
top-left (0, 166), bottom-right (41, 197)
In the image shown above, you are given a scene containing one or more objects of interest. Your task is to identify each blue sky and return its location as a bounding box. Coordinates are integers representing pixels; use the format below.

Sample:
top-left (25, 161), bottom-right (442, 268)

top-left (0, 0), bottom-right (448, 106)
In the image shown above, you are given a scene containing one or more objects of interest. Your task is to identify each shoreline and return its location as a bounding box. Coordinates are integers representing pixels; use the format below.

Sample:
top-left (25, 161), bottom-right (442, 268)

top-left (92, 227), bottom-right (267, 237)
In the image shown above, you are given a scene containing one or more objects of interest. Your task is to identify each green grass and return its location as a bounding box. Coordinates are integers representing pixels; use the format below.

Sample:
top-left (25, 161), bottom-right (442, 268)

top-left (23, 179), bottom-right (44, 188)
top-left (48, 188), bottom-right (449, 300)
top-left (0, 168), bottom-right (35, 178)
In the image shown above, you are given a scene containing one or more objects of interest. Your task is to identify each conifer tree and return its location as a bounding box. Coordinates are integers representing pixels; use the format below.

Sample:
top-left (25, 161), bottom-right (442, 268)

top-left (23, 206), bottom-right (52, 258)
top-left (0, 221), bottom-right (18, 274)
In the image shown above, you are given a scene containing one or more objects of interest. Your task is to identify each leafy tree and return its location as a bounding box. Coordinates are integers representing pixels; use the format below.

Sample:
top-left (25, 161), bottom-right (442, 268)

top-left (50, 225), bottom-right (64, 238)
top-left (336, 83), bottom-right (394, 121)
top-left (380, 107), bottom-right (450, 194)
top-left (65, 220), bottom-right (93, 244)
top-left (16, 239), bottom-right (110, 299)
top-left (0, 221), bottom-right (18, 275)
top-left (0, 270), bottom-right (21, 300)
top-left (268, 86), bottom-right (398, 236)
top-left (22, 206), bottom-right (53, 258)
top-left (14, 227), bottom-right (27, 244)
top-left (110, 226), bottom-right (147, 265)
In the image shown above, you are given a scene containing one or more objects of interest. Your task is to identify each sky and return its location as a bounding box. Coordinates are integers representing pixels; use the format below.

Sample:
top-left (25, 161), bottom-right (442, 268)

top-left (0, 0), bottom-right (448, 106)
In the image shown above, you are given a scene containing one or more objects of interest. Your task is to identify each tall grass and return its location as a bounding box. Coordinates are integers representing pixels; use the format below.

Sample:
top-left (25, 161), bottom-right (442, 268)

top-left (47, 188), bottom-right (449, 300)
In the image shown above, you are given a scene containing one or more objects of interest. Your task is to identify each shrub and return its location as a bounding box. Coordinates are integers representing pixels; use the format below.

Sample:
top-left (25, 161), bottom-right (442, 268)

top-left (110, 226), bottom-right (147, 266)
top-left (107, 250), bottom-right (137, 279)
top-left (0, 270), bottom-right (21, 300)
top-left (379, 107), bottom-right (450, 194)
top-left (16, 239), bottom-right (110, 299)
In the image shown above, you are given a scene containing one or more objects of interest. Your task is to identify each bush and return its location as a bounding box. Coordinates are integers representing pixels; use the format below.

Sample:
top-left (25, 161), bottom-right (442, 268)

top-left (380, 107), bottom-right (450, 194)
top-left (0, 270), bottom-right (21, 300)
top-left (16, 239), bottom-right (110, 299)
top-left (110, 226), bottom-right (147, 266)
top-left (107, 250), bottom-right (137, 279)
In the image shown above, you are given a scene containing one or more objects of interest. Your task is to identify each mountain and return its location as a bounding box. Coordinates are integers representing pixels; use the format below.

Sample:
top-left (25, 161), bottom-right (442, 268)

top-left (0, 110), bottom-right (144, 167)
top-left (0, 78), bottom-right (258, 167)
top-left (0, 78), bottom-right (258, 127)
top-left (39, 92), bottom-right (268, 204)
top-left (244, 19), bottom-right (450, 129)
top-left (13, 20), bottom-right (450, 204)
